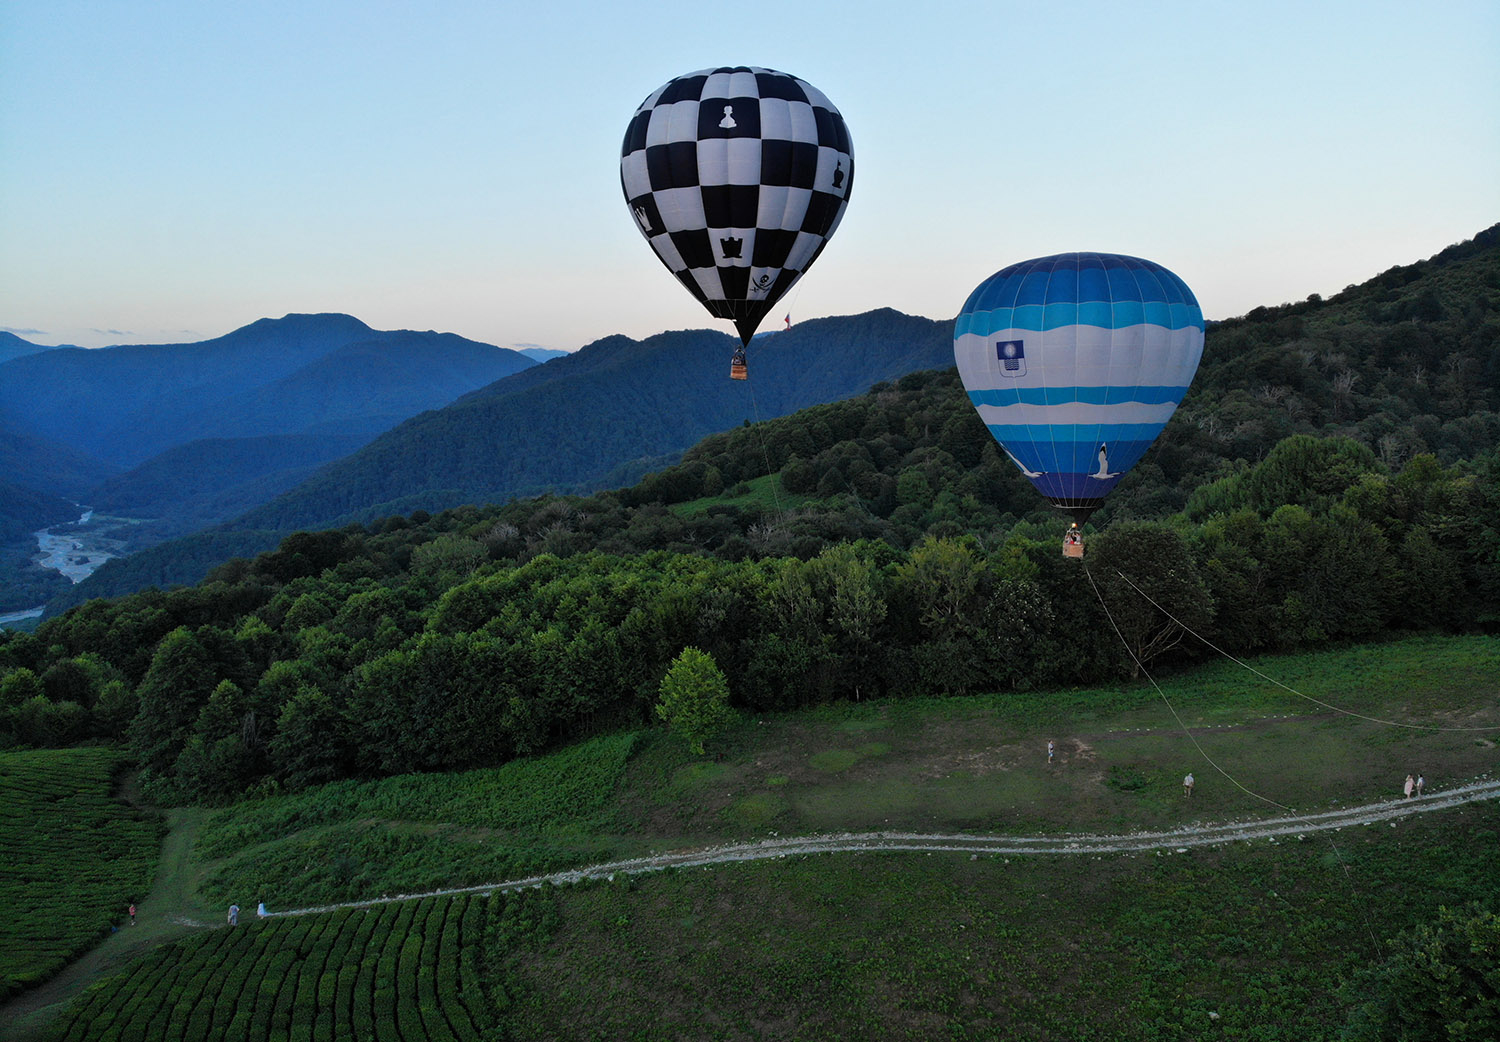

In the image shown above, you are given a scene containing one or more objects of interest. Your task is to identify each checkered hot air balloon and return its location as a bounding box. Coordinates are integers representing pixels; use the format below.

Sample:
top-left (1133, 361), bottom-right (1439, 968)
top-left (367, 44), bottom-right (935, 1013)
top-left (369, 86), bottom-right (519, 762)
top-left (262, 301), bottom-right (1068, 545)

top-left (620, 67), bottom-right (854, 379)
top-left (953, 253), bottom-right (1205, 525)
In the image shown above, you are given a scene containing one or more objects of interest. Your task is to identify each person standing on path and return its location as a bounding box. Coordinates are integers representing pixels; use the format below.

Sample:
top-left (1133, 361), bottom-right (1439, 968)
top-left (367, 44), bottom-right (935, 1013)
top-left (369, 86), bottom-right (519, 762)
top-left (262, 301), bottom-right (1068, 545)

top-left (128, 904), bottom-right (135, 926)
top-left (1404, 774), bottom-right (1415, 799)
top-left (1416, 774), bottom-right (1425, 797)
top-left (1183, 773), bottom-right (1194, 797)
top-left (257, 901), bottom-right (267, 919)
top-left (228, 904), bottom-right (239, 926)
top-left (1047, 740), bottom-right (1055, 764)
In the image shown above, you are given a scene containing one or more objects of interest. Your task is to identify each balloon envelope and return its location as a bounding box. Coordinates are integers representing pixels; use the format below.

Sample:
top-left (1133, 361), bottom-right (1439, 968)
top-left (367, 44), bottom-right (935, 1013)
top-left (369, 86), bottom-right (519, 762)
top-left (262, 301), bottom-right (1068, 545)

top-left (620, 67), bottom-right (854, 346)
top-left (953, 253), bottom-right (1205, 521)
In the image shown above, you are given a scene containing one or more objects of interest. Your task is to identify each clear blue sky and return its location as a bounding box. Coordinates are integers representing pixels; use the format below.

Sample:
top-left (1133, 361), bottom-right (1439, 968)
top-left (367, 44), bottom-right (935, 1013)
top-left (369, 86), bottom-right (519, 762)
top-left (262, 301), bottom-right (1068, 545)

top-left (2, 1), bottom-right (1496, 351)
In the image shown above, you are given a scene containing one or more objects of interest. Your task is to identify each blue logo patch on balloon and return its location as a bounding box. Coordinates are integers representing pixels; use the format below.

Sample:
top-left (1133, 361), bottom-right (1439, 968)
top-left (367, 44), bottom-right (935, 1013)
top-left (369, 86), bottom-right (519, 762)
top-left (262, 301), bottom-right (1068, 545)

top-left (995, 339), bottom-right (1026, 377)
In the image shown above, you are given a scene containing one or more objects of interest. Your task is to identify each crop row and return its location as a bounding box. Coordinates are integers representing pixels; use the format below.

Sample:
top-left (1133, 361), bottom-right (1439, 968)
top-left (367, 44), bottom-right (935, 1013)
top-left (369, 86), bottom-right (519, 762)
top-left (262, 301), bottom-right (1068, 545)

top-left (47, 894), bottom-right (496, 1042)
top-left (0, 748), bottom-right (162, 999)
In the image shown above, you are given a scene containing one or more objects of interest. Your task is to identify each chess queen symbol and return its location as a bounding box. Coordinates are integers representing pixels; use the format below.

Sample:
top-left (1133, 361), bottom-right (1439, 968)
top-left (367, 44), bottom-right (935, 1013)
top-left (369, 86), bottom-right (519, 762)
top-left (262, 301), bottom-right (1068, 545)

top-left (832, 159), bottom-right (845, 190)
top-left (718, 105), bottom-right (736, 129)
top-left (632, 205), bottom-right (656, 235)
top-left (720, 235), bottom-right (743, 259)
top-left (995, 339), bottom-right (1026, 377)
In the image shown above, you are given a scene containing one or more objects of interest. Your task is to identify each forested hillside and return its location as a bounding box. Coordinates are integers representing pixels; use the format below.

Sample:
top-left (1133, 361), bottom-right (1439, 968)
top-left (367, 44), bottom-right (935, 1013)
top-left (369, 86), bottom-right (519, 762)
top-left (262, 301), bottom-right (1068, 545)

top-left (0, 316), bottom-right (539, 613)
top-left (87, 431), bottom-right (373, 544)
top-left (1, 226), bottom-right (1495, 804)
top-left (224, 308), bottom-right (955, 533)
top-left (48, 310), bottom-right (955, 605)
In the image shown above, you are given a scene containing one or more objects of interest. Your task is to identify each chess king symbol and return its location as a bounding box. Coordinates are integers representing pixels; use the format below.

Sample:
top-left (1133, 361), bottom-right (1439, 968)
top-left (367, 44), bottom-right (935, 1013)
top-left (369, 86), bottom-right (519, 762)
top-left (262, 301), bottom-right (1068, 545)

top-left (995, 339), bottom-right (1026, 377)
top-left (720, 235), bottom-right (743, 259)
top-left (719, 105), bottom-right (736, 129)
top-left (833, 159), bottom-right (845, 191)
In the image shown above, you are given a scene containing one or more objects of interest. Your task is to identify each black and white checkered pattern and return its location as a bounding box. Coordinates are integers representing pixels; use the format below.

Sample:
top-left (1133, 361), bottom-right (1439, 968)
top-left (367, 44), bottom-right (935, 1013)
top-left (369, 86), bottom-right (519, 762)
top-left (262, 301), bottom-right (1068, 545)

top-left (621, 67), bottom-right (854, 345)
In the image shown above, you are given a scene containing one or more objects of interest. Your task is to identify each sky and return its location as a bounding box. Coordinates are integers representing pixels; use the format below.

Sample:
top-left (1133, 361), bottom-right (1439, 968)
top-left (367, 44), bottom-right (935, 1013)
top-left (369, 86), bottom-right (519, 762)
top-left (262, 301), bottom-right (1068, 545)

top-left (2, 1), bottom-right (1496, 352)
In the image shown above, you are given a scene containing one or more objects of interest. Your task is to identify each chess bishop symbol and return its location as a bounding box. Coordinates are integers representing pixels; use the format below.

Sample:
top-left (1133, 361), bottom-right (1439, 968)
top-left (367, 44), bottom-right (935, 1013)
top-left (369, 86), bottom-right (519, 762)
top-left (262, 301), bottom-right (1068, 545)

top-left (720, 235), bottom-right (743, 259)
top-left (832, 159), bottom-right (845, 191)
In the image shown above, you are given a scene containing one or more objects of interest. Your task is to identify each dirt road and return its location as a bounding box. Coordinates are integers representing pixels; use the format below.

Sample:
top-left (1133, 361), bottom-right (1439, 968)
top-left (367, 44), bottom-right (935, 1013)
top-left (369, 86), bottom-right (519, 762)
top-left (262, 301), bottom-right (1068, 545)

top-left (271, 776), bottom-right (1500, 918)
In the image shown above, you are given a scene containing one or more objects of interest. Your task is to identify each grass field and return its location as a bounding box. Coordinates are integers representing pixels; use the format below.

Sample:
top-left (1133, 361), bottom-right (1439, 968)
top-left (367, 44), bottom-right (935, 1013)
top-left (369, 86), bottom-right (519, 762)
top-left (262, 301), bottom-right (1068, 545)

top-left (614, 633), bottom-right (1500, 842)
top-left (666, 473), bottom-right (815, 517)
top-left (6, 634), bottom-right (1498, 1039)
top-left (494, 801), bottom-right (1500, 1040)
top-left (0, 749), bottom-right (163, 1000)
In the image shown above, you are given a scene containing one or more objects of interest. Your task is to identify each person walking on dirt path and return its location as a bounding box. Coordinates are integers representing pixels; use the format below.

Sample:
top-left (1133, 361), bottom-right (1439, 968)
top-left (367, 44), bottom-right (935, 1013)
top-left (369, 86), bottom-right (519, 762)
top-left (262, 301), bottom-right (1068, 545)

top-left (1404, 774), bottom-right (1415, 799)
top-left (1047, 740), bottom-right (1055, 763)
top-left (128, 904), bottom-right (135, 926)
top-left (257, 901), bottom-right (267, 919)
top-left (1416, 774), bottom-right (1425, 797)
top-left (228, 904), bottom-right (239, 926)
top-left (1183, 773), bottom-right (1194, 797)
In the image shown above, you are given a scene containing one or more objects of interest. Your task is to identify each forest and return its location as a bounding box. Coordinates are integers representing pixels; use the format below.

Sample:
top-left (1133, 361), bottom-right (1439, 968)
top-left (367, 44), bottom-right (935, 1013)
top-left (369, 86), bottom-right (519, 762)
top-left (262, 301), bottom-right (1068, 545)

top-left (0, 225), bottom-right (1496, 804)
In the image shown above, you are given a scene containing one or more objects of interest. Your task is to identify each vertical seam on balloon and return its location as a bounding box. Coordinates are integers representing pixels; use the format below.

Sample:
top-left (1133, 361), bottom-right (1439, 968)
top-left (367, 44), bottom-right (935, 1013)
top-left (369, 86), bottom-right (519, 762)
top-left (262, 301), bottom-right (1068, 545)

top-left (1021, 257), bottom-right (1054, 485)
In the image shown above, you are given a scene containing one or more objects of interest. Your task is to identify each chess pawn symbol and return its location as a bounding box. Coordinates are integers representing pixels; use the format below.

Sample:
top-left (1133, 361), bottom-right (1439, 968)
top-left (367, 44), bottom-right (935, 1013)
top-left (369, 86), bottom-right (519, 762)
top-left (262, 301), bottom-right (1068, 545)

top-left (719, 105), bottom-right (737, 129)
top-left (832, 159), bottom-right (845, 190)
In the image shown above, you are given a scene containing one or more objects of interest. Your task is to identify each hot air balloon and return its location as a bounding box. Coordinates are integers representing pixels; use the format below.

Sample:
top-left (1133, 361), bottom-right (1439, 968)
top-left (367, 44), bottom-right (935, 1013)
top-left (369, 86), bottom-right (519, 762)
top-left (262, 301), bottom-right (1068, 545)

top-left (620, 66), bottom-right (854, 380)
top-left (953, 253), bottom-right (1205, 556)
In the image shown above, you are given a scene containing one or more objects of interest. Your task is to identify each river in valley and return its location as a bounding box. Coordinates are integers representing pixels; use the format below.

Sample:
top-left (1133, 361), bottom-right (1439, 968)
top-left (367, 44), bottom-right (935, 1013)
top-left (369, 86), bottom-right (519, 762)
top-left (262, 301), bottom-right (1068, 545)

top-left (0, 510), bottom-right (145, 627)
top-left (33, 509), bottom-right (129, 582)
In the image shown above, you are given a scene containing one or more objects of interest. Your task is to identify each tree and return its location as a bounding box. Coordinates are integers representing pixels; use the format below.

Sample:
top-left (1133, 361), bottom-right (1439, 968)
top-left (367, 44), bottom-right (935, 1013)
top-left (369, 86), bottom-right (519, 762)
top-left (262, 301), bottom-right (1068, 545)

top-left (891, 536), bottom-right (990, 694)
top-left (173, 679), bottom-right (266, 800)
top-left (1088, 522), bottom-right (1215, 677)
top-left (268, 685), bottom-right (348, 790)
top-left (656, 647), bottom-right (733, 756)
top-left (0, 668), bottom-right (43, 711)
top-left (1342, 903), bottom-right (1500, 1041)
top-left (129, 627), bottom-right (220, 776)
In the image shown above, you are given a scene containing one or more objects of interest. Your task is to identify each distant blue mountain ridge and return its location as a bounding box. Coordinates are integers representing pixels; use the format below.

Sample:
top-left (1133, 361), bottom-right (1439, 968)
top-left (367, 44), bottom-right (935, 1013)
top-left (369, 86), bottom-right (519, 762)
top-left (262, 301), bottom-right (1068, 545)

top-left (0, 314), bottom-right (535, 469)
top-left (0, 314), bottom-right (537, 554)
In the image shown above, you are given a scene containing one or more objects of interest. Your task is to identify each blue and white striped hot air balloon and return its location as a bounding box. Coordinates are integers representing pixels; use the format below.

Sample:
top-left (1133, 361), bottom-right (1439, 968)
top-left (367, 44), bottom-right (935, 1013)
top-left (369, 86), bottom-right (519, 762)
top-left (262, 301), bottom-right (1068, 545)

top-left (953, 252), bottom-right (1204, 524)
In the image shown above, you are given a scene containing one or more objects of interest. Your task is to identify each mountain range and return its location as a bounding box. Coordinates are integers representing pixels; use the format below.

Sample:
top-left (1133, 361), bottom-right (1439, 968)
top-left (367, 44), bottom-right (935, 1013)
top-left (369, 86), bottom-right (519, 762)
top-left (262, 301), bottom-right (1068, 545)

top-left (0, 315), bottom-right (536, 471)
top-left (225, 308), bottom-right (953, 533)
top-left (7, 223), bottom-right (1497, 616)
top-left (0, 316), bottom-right (538, 609)
top-left (0, 331), bottom-right (67, 365)
top-left (0, 307), bottom-right (952, 612)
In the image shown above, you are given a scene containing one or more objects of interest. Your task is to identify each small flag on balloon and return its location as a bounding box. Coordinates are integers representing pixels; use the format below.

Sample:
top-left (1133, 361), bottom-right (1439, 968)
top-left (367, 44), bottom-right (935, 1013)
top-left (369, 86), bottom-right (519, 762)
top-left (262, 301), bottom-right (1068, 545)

top-left (784, 314), bottom-right (791, 330)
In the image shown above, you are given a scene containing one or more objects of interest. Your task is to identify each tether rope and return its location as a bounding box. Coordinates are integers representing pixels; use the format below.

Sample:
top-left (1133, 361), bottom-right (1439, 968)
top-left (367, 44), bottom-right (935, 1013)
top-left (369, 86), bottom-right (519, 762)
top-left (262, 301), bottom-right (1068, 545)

top-left (744, 369), bottom-right (784, 519)
top-left (1083, 563), bottom-right (1293, 813)
top-left (1082, 559), bottom-right (1420, 959)
top-left (1109, 568), bottom-right (1500, 733)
